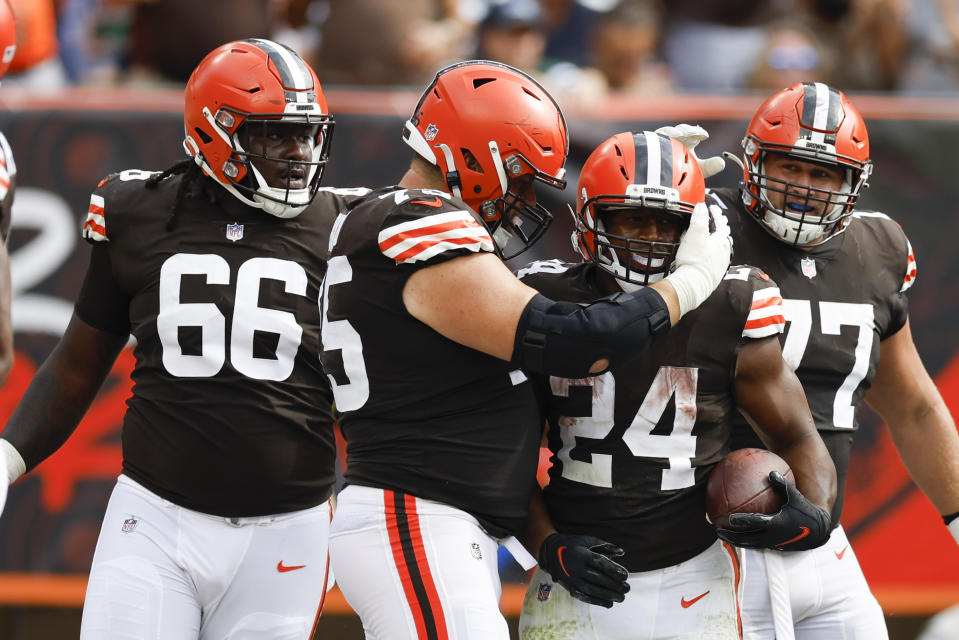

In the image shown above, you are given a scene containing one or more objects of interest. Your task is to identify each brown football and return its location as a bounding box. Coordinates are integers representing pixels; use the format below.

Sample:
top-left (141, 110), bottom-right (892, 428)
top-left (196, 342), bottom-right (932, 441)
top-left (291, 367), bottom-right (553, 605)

top-left (705, 448), bottom-right (794, 530)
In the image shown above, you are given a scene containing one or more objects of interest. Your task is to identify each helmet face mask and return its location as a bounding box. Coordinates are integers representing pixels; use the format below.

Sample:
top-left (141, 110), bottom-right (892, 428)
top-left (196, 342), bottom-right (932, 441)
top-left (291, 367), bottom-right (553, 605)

top-left (574, 131), bottom-right (703, 290)
top-left (183, 39), bottom-right (334, 219)
top-left (402, 60), bottom-right (568, 259)
top-left (741, 82), bottom-right (872, 246)
top-left (480, 156), bottom-right (564, 259)
top-left (228, 113), bottom-right (332, 213)
top-left (583, 201), bottom-right (688, 288)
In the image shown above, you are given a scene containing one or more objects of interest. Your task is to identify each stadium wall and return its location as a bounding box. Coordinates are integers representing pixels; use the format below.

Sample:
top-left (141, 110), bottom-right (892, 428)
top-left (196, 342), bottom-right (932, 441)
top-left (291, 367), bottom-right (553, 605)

top-left (0, 88), bottom-right (957, 638)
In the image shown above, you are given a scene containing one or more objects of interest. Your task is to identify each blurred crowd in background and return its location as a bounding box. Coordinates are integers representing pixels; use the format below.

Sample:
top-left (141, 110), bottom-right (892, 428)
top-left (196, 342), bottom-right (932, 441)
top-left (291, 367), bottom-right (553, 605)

top-left (5, 0), bottom-right (959, 99)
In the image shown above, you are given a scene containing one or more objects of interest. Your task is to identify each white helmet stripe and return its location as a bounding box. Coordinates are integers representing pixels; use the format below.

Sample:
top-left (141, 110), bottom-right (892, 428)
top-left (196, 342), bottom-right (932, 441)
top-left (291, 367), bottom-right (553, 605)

top-left (631, 131), bottom-right (672, 186)
top-left (247, 38), bottom-right (312, 102)
top-left (643, 130), bottom-right (662, 185)
top-left (803, 82), bottom-right (840, 144)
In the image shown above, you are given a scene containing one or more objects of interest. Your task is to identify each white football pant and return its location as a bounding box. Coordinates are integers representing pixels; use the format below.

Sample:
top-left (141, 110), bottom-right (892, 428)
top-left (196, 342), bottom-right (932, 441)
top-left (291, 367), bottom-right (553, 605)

top-left (80, 475), bottom-right (334, 640)
top-left (329, 484), bottom-right (510, 639)
top-left (519, 538), bottom-right (744, 639)
top-left (741, 526), bottom-right (888, 639)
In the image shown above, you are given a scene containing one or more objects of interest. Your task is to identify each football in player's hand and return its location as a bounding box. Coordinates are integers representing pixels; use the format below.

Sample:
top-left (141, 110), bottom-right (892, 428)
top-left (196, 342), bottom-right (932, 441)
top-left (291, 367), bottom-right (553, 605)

top-left (705, 448), bottom-right (794, 530)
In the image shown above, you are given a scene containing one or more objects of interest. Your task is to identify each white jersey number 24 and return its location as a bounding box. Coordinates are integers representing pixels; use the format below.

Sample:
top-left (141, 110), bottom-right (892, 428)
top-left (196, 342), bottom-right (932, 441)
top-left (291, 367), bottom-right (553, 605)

top-left (550, 367), bottom-right (699, 491)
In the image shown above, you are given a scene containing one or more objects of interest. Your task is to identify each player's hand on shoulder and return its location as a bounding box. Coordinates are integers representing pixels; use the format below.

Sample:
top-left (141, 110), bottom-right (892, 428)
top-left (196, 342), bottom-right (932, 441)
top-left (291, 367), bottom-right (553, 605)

top-left (666, 202), bottom-right (732, 318)
top-left (538, 532), bottom-right (630, 608)
top-left (715, 471), bottom-right (832, 552)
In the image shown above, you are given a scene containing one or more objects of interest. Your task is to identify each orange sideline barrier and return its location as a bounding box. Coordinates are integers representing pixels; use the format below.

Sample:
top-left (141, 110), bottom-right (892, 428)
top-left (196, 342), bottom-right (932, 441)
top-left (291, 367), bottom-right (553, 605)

top-left (5, 87), bottom-right (959, 121)
top-left (0, 574), bottom-right (956, 616)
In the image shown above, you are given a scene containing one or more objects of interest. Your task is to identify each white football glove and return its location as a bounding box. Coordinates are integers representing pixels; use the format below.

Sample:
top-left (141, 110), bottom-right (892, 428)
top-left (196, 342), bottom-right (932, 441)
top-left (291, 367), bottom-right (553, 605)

top-left (0, 438), bottom-right (26, 517)
top-left (654, 123), bottom-right (726, 178)
top-left (948, 515), bottom-right (959, 546)
top-left (666, 203), bottom-right (732, 318)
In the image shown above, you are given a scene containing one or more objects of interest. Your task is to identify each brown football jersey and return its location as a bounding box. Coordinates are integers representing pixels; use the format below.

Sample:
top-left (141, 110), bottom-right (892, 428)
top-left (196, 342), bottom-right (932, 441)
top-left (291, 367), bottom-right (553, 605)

top-left (710, 187), bottom-right (913, 523)
top-left (519, 259), bottom-right (784, 571)
top-left (321, 186), bottom-right (543, 538)
top-left (75, 169), bottom-right (368, 517)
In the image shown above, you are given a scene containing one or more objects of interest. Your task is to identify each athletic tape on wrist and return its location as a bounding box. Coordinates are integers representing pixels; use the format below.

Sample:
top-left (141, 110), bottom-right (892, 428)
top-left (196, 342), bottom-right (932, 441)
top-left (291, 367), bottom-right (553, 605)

top-left (0, 439), bottom-right (25, 484)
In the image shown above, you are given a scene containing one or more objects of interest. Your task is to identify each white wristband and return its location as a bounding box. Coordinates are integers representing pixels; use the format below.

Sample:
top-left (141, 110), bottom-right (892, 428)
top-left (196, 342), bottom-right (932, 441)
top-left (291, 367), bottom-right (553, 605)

top-left (0, 438), bottom-right (25, 484)
top-left (948, 516), bottom-right (959, 546)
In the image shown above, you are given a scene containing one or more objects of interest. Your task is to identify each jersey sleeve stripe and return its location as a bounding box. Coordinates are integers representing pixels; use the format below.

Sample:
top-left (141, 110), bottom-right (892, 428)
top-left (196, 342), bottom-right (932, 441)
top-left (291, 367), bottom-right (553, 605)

top-left (391, 236), bottom-right (492, 263)
top-left (379, 211), bottom-right (493, 262)
top-left (901, 240), bottom-right (917, 292)
top-left (83, 194), bottom-right (108, 241)
top-left (743, 286), bottom-right (785, 338)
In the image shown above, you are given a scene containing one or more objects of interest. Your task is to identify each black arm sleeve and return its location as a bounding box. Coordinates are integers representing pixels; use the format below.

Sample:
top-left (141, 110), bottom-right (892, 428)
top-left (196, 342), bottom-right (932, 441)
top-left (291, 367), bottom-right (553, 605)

top-left (74, 244), bottom-right (132, 336)
top-left (511, 289), bottom-right (670, 378)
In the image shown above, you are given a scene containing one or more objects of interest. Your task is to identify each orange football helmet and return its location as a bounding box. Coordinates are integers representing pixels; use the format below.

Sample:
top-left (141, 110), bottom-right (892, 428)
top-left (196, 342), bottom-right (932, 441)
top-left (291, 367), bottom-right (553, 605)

top-left (183, 38), bottom-right (333, 218)
top-left (402, 60), bottom-right (568, 259)
top-left (0, 0), bottom-right (16, 81)
top-left (741, 82), bottom-right (872, 246)
top-left (574, 131), bottom-right (704, 288)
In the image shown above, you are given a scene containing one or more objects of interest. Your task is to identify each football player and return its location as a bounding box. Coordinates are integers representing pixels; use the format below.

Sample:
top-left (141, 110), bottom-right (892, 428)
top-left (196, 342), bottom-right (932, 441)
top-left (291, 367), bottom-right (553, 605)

top-left (322, 61), bottom-right (733, 639)
top-left (0, 0), bottom-right (17, 387)
top-left (0, 39), bottom-right (368, 639)
top-left (701, 82), bottom-right (959, 638)
top-left (516, 131), bottom-right (836, 640)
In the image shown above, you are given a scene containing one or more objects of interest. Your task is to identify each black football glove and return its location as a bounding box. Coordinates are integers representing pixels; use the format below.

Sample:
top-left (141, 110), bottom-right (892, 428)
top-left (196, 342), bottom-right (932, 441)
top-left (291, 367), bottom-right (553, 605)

top-left (538, 532), bottom-right (630, 608)
top-left (715, 471), bottom-right (832, 551)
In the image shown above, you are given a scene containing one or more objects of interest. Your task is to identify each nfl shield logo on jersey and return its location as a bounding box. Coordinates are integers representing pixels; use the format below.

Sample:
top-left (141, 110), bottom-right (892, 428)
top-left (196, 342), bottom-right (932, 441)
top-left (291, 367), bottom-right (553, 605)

top-left (226, 222), bottom-right (244, 242)
top-left (800, 257), bottom-right (817, 279)
top-left (470, 542), bottom-right (483, 560)
top-left (537, 583), bottom-right (552, 602)
top-left (121, 517), bottom-right (138, 533)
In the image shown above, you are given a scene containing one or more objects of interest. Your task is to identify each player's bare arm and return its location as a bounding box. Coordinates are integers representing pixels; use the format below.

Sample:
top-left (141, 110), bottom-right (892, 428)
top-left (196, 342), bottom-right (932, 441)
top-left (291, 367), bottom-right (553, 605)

top-left (1, 314), bottom-right (126, 472)
top-left (714, 334), bottom-right (835, 550)
top-left (403, 251), bottom-right (537, 362)
top-left (403, 251), bottom-right (672, 377)
top-left (733, 335), bottom-right (836, 514)
top-left (865, 318), bottom-right (959, 520)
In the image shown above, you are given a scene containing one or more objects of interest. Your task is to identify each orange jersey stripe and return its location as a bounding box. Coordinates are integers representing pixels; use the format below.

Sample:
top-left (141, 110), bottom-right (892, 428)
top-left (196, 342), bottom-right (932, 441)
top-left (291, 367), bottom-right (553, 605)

top-left (751, 295), bottom-right (783, 310)
top-left (744, 314), bottom-right (785, 331)
top-left (391, 235), bottom-right (489, 264)
top-left (379, 218), bottom-right (484, 253)
top-left (83, 220), bottom-right (106, 236)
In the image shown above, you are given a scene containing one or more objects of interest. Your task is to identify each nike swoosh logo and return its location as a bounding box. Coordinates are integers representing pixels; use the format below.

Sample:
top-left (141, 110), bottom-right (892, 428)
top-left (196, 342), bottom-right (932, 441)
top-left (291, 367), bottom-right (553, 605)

top-left (557, 546), bottom-right (570, 576)
top-left (277, 561), bottom-right (307, 573)
top-left (410, 197), bottom-right (443, 207)
top-left (776, 526), bottom-right (811, 547)
top-left (835, 546), bottom-right (848, 560)
top-left (681, 591), bottom-right (710, 608)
